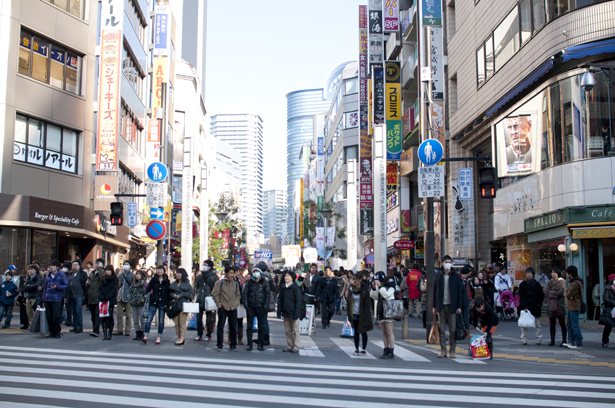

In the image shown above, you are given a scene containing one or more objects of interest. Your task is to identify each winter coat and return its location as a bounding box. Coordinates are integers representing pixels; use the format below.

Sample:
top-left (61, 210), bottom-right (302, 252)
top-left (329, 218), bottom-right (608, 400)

top-left (494, 273), bottom-right (513, 293)
top-left (317, 277), bottom-right (339, 303)
top-left (147, 276), bottom-right (171, 308)
top-left (118, 270), bottom-right (135, 303)
top-left (599, 286), bottom-right (615, 327)
top-left (371, 280), bottom-right (396, 322)
top-left (195, 269), bottom-right (218, 293)
top-left (299, 273), bottom-right (321, 296)
top-left (128, 279), bottom-right (148, 307)
top-left (242, 277), bottom-right (271, 310)
top-left (170, 278), bottom-right (194, 305)
top-left (0, 280), bottom-right (18, 305)
top-left (68, 269), bottom-right (88, 299)
top-left (432, 269), bottom-right (467, 313)
top-left (43, 271), bottom-right (69, 303)
top-left (470, 303), bottom-right (499, 333)
top-left (406, 269), bottom-right (422, 299)
top-left (98, 274), bottom-right (119, 306)
top-left (277, 281), bottom-right (302, 320)
top-left (519, 278), bottom-right (545, 318)
top-left (23, 273), bottom-right (43, 300)
top-left (195, 283), bottom-right (211, 312)
top-left (545, 278), bottom-right (566, 318)
top-left (565, 277), bottom-right (584, 311)
top-left (346, 282), bottom-right (373, 333)
top-left (87, 269), bottom-right (103, 305)
top-left (212, 277), bottom-right (241, 311)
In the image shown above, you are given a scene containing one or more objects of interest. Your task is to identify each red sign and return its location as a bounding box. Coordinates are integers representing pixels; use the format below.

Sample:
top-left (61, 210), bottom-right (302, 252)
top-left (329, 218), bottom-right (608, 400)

top-left (146, 220), bottom-right (166, 240)
top-left (394, 240), bottom-right (415, 250)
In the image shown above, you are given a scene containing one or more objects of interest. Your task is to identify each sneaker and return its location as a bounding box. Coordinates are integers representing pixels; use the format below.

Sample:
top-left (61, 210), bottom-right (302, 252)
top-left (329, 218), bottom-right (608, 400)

top-left (522, 340), bottom-right (527, 345)
top-left (204, 336), bottom-right (212, 341)
top-left (360, 349), bottom-right (366, 354)
top-left (194, 336), bottom-right (203, 341)
top-left (567, 344), bottom-right (578, 349)
top-left (536, 340), bottom-right (542, 345)
top-left (230, 346), bottom-right (237, 352)
top-left (216, 346), bottom-right (222, 351)
top-left (354, 349), bottom-right (360, 354)
top-left (560, 342), bottom-right (569, 347)
top-left (576, 345), bottom-right (583, 349)
top-left (602, 343), bottom-right (608, 348)
top-left (90, 332), bottom-right (99, 337)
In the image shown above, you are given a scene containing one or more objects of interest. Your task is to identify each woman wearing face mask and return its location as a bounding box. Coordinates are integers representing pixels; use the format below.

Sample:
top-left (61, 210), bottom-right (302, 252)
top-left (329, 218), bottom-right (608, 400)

top-left (143, 265), bottom-right (170, 345)
top-left (371, 270), bottom-right (397, 359)
top-left (545, 267), bottom-right (567, 347)
top-left (129, 270), bottom-right (148, 341)
top-left (98, 265), bottom-right (118, 340)
top-left (347, 272), bottom-right (373, 354)
top-left (277, 271), bottom-right (303, 352)
top-left (600, 274), bottom-right (615, 348)
top-left (170, 268), bottom-right (194, 346)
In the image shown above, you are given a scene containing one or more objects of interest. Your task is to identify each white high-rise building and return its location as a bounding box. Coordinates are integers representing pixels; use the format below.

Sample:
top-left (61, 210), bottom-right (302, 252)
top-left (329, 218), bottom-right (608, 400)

top-left (262, 190), bottom-right (287, 241)
top-left (210, 112), bottom-right (264, 241)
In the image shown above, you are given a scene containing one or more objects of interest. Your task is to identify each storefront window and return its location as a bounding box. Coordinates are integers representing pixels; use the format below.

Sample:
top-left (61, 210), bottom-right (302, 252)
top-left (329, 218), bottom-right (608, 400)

top-left (0, 228), bottom-right (31, 273)
top-left (32, 230), bottom-right (57, 268)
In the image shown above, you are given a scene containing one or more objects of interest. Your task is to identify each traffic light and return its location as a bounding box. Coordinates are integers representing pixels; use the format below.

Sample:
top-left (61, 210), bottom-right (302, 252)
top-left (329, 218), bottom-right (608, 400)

top-left (478, 167), bottom-right (497, 198)
top-left (110, 201), bottom-right (124, 226)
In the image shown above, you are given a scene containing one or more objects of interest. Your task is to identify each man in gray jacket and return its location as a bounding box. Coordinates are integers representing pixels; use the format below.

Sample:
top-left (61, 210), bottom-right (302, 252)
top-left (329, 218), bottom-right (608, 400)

top-left (115, 260), bottom-right (135, 336)
top-left (68, 260), bottom-right (87, 333)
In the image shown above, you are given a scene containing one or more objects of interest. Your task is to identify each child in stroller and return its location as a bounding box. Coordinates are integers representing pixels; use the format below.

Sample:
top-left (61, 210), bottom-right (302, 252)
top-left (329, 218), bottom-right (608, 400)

top-left (499, 289), bottom-right (518, 321)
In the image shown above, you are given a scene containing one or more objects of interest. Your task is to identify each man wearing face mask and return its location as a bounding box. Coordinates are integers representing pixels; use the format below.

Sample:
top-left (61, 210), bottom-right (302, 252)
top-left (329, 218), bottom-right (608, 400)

top-left (194, 260), bottom-right (218, 341)
top-left (115, 260), bottom-right (135, 336)
top-left (242, 266), bottom-right (271, 350)
top-left (433, 255), bottom-right (467, 358)
top-left (87, 258), bottom-right (104, 337)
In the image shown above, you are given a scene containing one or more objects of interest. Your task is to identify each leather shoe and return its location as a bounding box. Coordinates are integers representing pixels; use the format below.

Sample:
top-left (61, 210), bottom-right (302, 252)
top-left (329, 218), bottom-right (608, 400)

top-left (449, 352), bottom-right (456, 359)
top-left (437, 350), bottom-right (447, 358)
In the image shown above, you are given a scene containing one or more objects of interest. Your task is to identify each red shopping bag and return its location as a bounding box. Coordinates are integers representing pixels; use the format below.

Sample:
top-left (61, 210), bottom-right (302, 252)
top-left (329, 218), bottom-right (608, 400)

top-left (99, 301), bottom-right (110, 318)
top-left (470, 334), bottom-right (491, 360)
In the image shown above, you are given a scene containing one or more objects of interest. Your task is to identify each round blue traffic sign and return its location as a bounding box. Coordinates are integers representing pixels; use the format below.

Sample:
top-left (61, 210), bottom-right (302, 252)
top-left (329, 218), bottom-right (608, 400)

top-left (146, 220), bottom-right (166, 240)
top-left (147, 162), bottom-right (168, 183)
top-left (418, 139), bottom-right (444, 166)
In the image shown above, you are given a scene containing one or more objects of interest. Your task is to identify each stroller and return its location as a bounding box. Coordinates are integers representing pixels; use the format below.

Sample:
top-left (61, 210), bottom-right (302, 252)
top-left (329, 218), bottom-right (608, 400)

top-left (499, 289), bottom-right (518, 322)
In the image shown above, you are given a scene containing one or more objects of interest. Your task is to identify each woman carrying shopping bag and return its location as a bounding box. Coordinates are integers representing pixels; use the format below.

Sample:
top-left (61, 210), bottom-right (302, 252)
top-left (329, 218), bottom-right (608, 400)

top-left (470, 297), bottom-right (499, 359)
top-left (170, 268), bottom-right (194, 346)
top-left (346, 272), bottom-right (373, 355)
top-left (371, 270), bottom-right (397, 359)
top-left (129, 270), bottom-right (148, 341)
top-left (98, 265), bottom-right (118, 340)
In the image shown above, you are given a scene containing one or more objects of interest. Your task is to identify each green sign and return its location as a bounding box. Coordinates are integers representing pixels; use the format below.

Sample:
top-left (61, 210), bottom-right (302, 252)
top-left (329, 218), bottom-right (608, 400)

top-left (317, 196), bottom-right (323, 211)
top-left (524, 210), bottom-right (567, 233)
top-left (567, 205), bottom-right (615, 224)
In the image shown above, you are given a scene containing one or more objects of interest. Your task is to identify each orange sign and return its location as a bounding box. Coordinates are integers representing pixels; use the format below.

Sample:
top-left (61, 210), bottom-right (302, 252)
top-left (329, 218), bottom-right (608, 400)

top-left (386, 162), bottom-right (398, 192)
top-left (153, 58), bottom-right (167, 109)
top-left (96, 30), bottom-right (122, 170)
top-left (509, 249), bottom-right (532, 281)
top-left (147, 118), bottom-right (160, 161)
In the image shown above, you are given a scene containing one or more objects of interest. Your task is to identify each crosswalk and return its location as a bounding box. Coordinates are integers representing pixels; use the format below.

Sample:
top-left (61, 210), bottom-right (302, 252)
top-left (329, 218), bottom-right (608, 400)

top-left (0, 345), bottom-right (613, 408)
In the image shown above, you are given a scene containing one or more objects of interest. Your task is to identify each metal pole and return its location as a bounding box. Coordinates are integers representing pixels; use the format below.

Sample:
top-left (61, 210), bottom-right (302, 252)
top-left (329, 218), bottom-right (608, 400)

top-left (156, 83), bottom-right (167, 267)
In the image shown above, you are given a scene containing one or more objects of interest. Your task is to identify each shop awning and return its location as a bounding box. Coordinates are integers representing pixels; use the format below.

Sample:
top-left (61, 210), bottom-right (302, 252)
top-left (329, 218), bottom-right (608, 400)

top-left (387, 248), bottom-right (399, 255)
top-left (563, 38), bottom-right (615, 62)
top-left (568, 223), bottom-right (615, 239)
top-left (486, 59), bottom-right (554, 118)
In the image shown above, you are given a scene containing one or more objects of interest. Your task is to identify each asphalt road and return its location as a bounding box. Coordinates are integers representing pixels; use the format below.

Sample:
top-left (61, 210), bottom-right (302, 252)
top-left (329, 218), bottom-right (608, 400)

top-left (0, 307), bottom-right (613, 407)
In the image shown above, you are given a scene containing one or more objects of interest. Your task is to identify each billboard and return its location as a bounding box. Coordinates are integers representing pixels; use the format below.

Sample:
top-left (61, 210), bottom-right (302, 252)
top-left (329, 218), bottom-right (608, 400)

top-left (93, 175), bottom-right (118, 211)
top-left (384, 0), bottom-right (400, 32)
top-left (385, 61), bottom-right (402, 160)
top-left (154, 5), bottom-right (169, 56)
top-left (173, 111), bottom-right (185, 171)
top-left (153, 58), bottom-right (167, 109)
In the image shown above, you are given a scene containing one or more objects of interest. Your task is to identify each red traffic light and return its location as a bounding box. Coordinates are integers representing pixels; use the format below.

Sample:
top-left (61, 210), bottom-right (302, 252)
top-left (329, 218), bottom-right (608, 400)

top-left (110, 214), bottom-right (122, 226)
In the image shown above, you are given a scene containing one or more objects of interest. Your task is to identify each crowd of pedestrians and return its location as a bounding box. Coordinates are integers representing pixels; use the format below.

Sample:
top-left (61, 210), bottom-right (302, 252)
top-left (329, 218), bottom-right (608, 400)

top-left (0, 255), bottom-right (611, 361)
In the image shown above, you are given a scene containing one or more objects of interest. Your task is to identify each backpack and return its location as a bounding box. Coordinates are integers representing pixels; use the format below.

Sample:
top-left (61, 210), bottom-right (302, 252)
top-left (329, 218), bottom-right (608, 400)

top-left (204, 273), bottom-right (219, 293)
top-left (573, 281), bottom-right (587, 314)
top-left (419, 276), bottom-right (427, 293)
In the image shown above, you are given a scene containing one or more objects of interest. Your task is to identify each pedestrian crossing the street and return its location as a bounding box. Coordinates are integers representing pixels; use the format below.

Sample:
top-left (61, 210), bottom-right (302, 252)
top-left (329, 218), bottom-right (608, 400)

top-left (0, 345), bottom-right (613, 408)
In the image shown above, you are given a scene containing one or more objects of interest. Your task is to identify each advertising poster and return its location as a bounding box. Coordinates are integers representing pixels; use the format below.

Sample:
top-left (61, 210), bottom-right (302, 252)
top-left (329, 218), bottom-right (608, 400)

top-left (422, 0), bottom-right (442, 26)
top-left (373, 66), bottom-right (384, 124)
top-left (508, 249), bottom-right (532, 282)
top-left (495, 109), bottom-right (540, 178)
top-left (93, 175), bottom-right (119, 211)
top-left (430, 27), bottom-right (445, 100)
top-left (173, 111), bottom-right (185, 171)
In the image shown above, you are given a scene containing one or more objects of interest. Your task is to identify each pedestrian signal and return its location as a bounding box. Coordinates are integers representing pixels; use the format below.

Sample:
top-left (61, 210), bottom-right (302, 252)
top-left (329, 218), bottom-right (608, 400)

top-left (110, 201), bottom-right (124, 226)
top-left (478, 167), bottom-right (497, 199)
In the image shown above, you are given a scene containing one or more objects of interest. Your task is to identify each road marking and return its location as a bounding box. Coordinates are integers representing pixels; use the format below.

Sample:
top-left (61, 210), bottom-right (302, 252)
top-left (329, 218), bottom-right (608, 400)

top-left (369, 341), bottom-right (430, 362)
top-left (299, 335), bottom-right (325, 357)
top-left (330, 337), bottom-right (377, 359)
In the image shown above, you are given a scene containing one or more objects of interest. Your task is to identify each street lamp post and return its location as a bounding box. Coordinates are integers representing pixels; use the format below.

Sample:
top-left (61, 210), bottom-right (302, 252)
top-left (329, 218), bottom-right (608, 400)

top-left (319, 208), bottom-right (333, 265)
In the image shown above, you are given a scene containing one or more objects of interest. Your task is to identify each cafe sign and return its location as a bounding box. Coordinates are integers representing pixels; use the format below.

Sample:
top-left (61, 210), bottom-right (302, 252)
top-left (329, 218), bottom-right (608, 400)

top-left (524, 210), bottom-right (567, 233)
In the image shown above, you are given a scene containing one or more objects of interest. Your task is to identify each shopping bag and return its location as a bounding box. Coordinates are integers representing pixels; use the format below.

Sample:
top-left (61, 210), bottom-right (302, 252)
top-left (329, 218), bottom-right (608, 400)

top-left (428, 315), bottom-right (440, 344)
top-left (29, 308), bottom-right (42, 333)
top-left (268, 293), bottom-right (276, 312)
top-left (470, 334), bottom-right (491, 360)
top-left (340, 316), bottom-right (355, 338)
top-left (382, 299), bottom-right (405, 320)
top-left (253, 316), bottom-right (258, 330)
top-left (517, 310), bottom-right (535, 328)
top-left (182, 302), bottom-right (199, 313)
top-left (187, 313), bottom-right (197, 330)
top-left (204, 296), bottom-right (217, 312)
top-left (455, 314), bottom-right (467, 340)
top-left (99, 301), bottom-right (110, 318)
top-left (39, 308), bottom-right (49, 336)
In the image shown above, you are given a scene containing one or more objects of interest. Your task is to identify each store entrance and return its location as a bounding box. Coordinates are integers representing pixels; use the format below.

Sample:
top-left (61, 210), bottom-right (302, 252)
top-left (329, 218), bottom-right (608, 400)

top-left (583, 238), bottom-right (615, 321)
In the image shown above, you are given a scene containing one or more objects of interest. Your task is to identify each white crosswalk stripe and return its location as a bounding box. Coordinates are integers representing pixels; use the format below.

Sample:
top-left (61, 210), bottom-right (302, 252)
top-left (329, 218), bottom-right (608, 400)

top-left (0, 346), bottom-right (613, 408)
top-left (370, 341), bottom-right (431, 362)
top-left (330, 337), bottom-right (377, 359)
top-left (299, 334), bottom-right (325, 357)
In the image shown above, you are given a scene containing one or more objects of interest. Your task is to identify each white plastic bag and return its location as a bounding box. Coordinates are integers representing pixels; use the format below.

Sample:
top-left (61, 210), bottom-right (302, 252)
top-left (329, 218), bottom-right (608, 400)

top-left (517, 310), bottom-right (535, 328)
top-left (204, 296), bottom-right (217, 311)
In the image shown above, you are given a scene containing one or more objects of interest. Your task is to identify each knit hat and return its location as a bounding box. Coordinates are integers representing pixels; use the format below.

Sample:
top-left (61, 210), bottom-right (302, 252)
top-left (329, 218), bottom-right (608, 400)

top-left (608, 274), bottom-right (615, 283)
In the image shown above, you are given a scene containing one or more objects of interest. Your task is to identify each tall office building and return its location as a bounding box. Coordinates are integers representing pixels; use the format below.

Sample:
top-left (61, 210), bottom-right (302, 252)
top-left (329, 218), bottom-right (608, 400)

top-left (210, 112), bottom-right (264, 240)
top-left (180, 0), bottom-right (207, 103)
top-left (262, 189), bottom-right (286, 240)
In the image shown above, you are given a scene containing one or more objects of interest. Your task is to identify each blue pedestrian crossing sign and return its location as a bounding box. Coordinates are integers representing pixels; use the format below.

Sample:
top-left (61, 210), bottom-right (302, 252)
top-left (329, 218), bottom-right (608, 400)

top-left (147, 162), bottom-right (168, 183)
top-left (418, 139), bottom-right (443, 166)
top-left (150, 207), bottom-right (164, 220)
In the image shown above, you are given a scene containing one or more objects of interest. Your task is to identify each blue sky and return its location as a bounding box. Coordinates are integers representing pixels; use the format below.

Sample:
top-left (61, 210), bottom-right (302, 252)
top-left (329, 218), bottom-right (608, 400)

top-left (205, 0), bottom-right (364, 191)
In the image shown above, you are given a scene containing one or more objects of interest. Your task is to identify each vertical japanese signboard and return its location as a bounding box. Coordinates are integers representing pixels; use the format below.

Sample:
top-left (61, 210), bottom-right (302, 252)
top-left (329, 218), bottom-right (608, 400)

top-left (154, 5), bottom-right (169, 56)
top-left (96, 0), bottom-right (123, 171)
top-left (372, 66), bottom-right (385, 125)
top-left (147, 118), bottom-right (160, 161)
top-left (422, 0), bottom-right (442, 26)
top-left (359, 5), bottom-right (373, 219)
top-left (430, 27), bottom-right (444, 100)
top-left (384, 0), bottom-right (400, 32)
top-left (153, 58), bottom-right (167, 109)
top-left (368, 0), bottom-right (383, 70)
top-left (385, 61), bottom-right (402, 160)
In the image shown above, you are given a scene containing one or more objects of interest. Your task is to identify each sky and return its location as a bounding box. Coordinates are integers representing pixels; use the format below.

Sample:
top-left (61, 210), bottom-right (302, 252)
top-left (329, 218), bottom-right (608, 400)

top-left (205, 0), bottom-right (364, 192)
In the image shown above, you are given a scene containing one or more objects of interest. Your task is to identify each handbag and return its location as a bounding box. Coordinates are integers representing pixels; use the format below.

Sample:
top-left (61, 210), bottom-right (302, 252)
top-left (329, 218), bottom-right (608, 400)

top-left (517, 310), bottom-right (535, 328)
top-left (39, 307), bottom-right (49, 335)
top-left (166, 298), bottom-right (183, 319)
top-left (99, 301), bottom-right (110, 318)
top-left (204, 296), bottom-right (217, 311)
top-left (428, 315), bottom-right (440, 344)
top-left (382, 299), bottom-right (405, 320)
top-left (141, 293), bottom-right (150, 319)
top-left (268, 293), bottom-right (276, 312)
top-left (548, 299), bottom-right (563, 318)
top-left (455, 314), bottom-right (467, 340)
top-left (183, 302), bottom-right (199, 313)
top-left (29, 308), bottom-right (42, 333)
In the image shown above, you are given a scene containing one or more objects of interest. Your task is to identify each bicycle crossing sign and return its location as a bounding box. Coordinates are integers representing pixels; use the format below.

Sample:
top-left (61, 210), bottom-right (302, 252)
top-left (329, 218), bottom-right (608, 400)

top-left (418, 166), bottom-right (445, 198)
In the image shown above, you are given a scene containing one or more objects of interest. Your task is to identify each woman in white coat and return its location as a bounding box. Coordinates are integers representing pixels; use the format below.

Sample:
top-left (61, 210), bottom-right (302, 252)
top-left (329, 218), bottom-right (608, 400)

top-left (371, 270), bottom-right (397, 359)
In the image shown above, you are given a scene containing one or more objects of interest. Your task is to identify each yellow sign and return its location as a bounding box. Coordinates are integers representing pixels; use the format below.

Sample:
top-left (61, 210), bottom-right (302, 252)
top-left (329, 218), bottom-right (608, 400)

top-left (572, 228), bottom-right (615, 239)
top-left (153, 58), bottom-right (167, 109)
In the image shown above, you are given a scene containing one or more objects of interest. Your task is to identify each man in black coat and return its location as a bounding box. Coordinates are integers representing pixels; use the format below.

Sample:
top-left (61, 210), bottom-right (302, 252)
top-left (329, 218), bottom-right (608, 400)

top-left (519, 267), bottom-right (545, 345)
top-left (242, 266), bottom-right (271, 350)
top-left (193, 260), bottom-right (217, 341)
top-left (316, 266), bottom-right (338, 329)
top-left (299, 263), bottom-right (321, 312)
top-left (432, 255), bottom-right (467, 358)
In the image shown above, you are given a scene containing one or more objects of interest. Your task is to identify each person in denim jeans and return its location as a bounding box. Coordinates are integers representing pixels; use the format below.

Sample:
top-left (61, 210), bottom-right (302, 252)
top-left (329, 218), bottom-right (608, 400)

top-left (564, 265), bottom-right (584, 349)
top-left (142, 266), bottom-right (170, 345)
top-left (68, 261), bottom-right (87, 334)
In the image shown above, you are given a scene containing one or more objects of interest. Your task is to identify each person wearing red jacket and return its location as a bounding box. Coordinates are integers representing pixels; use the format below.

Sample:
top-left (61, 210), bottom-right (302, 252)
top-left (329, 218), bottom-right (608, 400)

top-left (406, 264), bottom-right (422, 318)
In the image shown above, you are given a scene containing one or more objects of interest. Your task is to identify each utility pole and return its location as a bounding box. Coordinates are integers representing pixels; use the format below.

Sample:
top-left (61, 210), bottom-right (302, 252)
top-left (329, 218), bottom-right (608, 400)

top-left (156, 83), bottom-right (167, 267)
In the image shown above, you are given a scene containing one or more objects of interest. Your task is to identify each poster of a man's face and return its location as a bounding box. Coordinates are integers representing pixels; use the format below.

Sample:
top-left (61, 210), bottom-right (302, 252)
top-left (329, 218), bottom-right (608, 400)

top-left (494, 105), bottom-right (540, 178)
